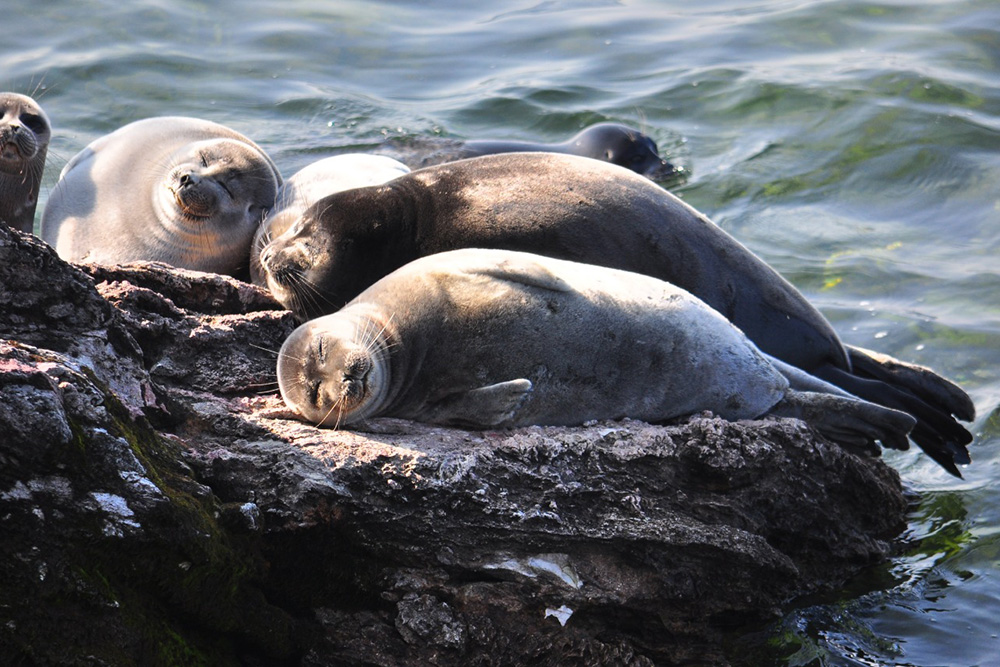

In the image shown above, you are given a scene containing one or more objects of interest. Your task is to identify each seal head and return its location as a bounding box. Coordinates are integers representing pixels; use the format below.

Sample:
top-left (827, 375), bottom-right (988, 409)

top-left (0, 92), bottom-right (51, 233)
top-left (250, 154), bottom-right (409, 286)
top-left (278, 309), bottom-right (394, 426)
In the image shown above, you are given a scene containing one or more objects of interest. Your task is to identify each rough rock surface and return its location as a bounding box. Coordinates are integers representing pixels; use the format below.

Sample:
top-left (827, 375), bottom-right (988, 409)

top-left (0, 221), bottom-right (908, 666)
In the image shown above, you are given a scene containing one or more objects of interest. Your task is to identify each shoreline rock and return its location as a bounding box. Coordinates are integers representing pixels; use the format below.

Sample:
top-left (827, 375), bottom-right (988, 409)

top-left (0, 221), bottom-right (908, 665)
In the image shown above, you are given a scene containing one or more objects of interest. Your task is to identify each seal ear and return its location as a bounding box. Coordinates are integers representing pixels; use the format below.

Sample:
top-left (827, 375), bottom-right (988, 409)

top-left (478, 257), bottom-right (574, 294)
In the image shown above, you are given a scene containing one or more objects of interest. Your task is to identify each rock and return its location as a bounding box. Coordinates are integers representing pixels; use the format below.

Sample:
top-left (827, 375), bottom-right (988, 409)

top-left (0, 220), bottom-right (908, 666)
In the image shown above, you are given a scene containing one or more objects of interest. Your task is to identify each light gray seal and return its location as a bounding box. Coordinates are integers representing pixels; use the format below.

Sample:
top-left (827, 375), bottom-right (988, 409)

top-left (277, 248), bottom-right (915, 454)
top-left (249, 154), bottom-right (409, 286)
top-left (0, 92), bottom-right (51, 234)
top-left (258, 152), bottom-right (975, 475)
top-left (40, 116), bottom-right (281, 278)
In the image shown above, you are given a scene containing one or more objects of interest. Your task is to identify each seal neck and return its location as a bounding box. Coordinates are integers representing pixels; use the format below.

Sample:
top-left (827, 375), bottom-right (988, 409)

top-left (149, 182), bottom-right (236, 271)
top-left (0, 146), bottom-right (47, 233)
top-left (389, 175), bottom-right (445, 258)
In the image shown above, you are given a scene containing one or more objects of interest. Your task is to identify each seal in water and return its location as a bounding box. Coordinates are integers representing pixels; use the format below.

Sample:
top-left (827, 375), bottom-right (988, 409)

top-left (249, 154), bottom-right (410, 286)
top-left (40, 116), bottom-right (281, 277)
top-left (277, 248), bottom-right (916, 456)
top-left (259, 152), bottom-right (975, 475)
top-left (375, 122), bottom-right (680, 181)
top-left (0, 92), bottom-right (51, 234)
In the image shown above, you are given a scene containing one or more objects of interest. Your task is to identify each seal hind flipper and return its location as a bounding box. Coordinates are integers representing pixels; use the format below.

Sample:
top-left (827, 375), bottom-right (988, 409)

top-left (814, 364), bottom-right (972, 477)
top-left (422, 379), bottom-right (534, 427)
top-left (770, 390), bottom-right (916, 455)
top-left (845, 345), bottom-right (976, 422)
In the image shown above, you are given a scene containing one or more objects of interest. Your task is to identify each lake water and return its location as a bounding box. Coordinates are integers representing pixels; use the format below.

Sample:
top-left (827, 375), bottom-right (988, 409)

top-left (4, 0), bottom-right (999, 664)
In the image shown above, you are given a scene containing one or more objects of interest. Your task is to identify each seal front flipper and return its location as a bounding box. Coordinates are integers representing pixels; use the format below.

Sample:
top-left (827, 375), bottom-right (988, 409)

top-left (421, 379), bottom-right (534, 428)
top-left (770, 389), bottom-right (917, 456)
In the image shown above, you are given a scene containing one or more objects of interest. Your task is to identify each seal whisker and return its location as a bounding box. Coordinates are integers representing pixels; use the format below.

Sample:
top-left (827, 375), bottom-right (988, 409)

top-left (28, 74), bottom-right (56, 100)
top-left (317, 394), bottom-right (347, 430)
top-left (634, 107), bottom-right (648, 136)
top-left (285, 271), bottom-right (322, 320)
top-left (293, 272), bottom-right (340, 320)
top-left (249, 381), bottom-right (281, 396)
top-left (274, 346), bottom-right (306, 364)
top-left (362, 313), bottom-right (395, 355)
top-left (250, 342), bottom-right (284, 358)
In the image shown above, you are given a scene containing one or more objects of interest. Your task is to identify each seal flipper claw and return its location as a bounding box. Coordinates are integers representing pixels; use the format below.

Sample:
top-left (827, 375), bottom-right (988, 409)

top-left (422, 379), bottom-right (534, 428)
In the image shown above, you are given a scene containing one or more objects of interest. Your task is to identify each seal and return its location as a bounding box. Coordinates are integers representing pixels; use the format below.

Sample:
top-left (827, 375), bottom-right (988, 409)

top-left (249, 154), bottom-right (410, 286)
top-left (259, 152), bottom-right (975, 475)
top-left (462, 122), bottom-right (679, 180)
top-left (40, 116), bottom-right (281, 277)
top-left (0, 92), bottom-right (51, 234)
top-left (277, 248), bottom-right (916, 455)
top-left (375, 122), bottom-right (680, 181)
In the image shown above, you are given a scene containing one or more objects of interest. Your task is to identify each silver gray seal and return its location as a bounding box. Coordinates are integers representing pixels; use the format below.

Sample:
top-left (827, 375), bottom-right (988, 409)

top-left (40, 116), bottom-right (281, 277)
top-left (0, 92), bottom-right (51, 234)
top-left (277, 248), bottom-right (915, 454)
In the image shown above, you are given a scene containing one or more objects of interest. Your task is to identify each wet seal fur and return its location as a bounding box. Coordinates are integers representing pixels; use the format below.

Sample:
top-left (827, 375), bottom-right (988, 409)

top-left (250, 154), bottom-right (409, 286)
top-left (259, 152), bottom-right (975, 475)
top-left (377, 122), bottom-right (680, 181)
top-left (0, 92), bottom-right (51, 234)
top-left (460, 122), bottom-right (678, 180)
top-left (40, 116), bottom-right (281, 277)
top-left (277, 248), bottom-right (916, 455)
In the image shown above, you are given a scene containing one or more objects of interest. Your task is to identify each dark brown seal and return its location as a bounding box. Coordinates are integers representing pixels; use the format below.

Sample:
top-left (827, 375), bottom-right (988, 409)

top-left (258, 152), bottom-right (974, 476)
top-left (375, 122), bottom-right (681, 182)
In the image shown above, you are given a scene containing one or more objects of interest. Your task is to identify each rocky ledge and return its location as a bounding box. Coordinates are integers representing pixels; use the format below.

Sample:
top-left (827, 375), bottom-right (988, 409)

top-left (0, 221), bottom-right (907, 666)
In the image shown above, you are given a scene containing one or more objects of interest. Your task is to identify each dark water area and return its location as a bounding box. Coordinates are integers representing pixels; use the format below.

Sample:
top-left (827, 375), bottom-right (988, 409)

top-left (4, 1), bottom-right (1000, 664)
